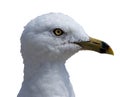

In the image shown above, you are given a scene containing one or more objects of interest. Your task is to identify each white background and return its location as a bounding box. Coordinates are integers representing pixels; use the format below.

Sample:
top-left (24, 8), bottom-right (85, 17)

top-left (0, 0), bottom-right (120, 97)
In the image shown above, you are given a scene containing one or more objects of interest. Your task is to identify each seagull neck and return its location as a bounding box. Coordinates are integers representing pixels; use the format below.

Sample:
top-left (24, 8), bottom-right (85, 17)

top-left (23, 60), bottom-right (69, 81)
top-left (19, 59), bottom-right (75, 97)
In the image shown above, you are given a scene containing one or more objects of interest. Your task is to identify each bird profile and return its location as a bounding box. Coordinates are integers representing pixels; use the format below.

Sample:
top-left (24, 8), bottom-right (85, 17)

top-left (18, 13), bottom-right (114, 97)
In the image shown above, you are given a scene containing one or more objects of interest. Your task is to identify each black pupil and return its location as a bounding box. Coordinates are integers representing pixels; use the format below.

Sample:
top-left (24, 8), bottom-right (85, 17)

top-left (57, 30), bottom-right (61, 34)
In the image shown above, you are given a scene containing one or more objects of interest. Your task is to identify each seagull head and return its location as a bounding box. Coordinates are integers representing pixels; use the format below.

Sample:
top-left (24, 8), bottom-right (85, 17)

top-left (21, 13), bottom-right (114, 63)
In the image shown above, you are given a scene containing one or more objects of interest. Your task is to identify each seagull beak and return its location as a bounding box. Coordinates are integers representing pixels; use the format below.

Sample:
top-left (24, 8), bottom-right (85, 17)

top-left (74, 37), bottom-right (114, 55)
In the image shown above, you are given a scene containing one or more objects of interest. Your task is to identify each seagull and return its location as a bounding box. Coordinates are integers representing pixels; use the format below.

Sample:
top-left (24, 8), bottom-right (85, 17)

top-left (17, 13), bottom-right (114, 97)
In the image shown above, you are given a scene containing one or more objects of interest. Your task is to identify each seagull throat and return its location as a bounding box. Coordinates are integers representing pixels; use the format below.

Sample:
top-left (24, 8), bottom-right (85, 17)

top-left (18, 55), bottom-right (75, 97)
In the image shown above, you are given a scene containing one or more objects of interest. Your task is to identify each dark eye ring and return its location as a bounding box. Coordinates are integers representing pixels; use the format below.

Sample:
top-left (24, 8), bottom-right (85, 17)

top-left (53, 28), bottom-right (64, 36)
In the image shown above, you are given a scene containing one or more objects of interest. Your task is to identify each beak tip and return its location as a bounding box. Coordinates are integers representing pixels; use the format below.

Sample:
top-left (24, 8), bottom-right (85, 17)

top-left (100, 47), bottom-right (114, 55)
top-left (107, 47), bottom-right (114, 55)
top-left (100, 41), bottom-right (114, 55)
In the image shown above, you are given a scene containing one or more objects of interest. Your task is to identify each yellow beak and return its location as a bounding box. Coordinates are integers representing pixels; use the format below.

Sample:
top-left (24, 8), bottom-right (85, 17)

top-left (74, 37), bottom-right (114, 55)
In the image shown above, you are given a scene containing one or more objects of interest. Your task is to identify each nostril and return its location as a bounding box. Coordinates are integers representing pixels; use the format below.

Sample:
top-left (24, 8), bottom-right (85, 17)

top-left (92, 42), bottom-right (100, 45)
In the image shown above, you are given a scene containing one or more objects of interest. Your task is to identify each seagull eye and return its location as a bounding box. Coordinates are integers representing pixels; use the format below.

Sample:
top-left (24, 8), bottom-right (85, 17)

top-left (53, 28), bottom-right (64, 36)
